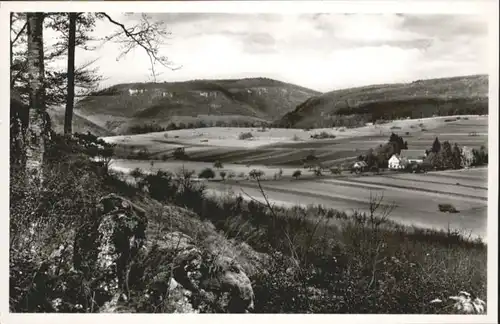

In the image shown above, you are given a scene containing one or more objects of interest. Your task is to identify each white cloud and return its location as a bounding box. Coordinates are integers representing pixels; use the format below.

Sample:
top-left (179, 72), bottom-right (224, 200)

top-left (48, 13), bottom-right (488, 92)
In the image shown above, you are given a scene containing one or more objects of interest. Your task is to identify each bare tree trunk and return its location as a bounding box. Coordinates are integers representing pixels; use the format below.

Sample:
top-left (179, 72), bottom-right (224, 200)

top-left (10, 13), bottom-right (13, 83)
top-left (25, 13), bottom-right (46, 183)
top-left (64, 12), bottom-right (77, 135)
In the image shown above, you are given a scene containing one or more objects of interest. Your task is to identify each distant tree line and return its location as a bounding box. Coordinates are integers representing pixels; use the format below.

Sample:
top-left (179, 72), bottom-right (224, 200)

top-left (274, 114), bottom-right (368, 129)
top-left (275, 97), bottom-right (488, 129)
top-left (127, 120), bottom-right (270, 134)
top-left (335, 97), bottom-right (488, 123)
top-left (355, 133), bottom-right (488, 173)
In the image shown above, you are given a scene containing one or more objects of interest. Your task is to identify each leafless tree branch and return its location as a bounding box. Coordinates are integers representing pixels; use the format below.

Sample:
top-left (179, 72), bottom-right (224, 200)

top-left (98, 12), bottom-right (181, 82)
top-left (11, 21), bottom-right (27, 47)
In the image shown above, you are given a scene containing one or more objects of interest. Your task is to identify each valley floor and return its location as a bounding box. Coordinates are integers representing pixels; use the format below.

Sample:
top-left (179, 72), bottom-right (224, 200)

top-left (104, 115), bottom-right (489, 239)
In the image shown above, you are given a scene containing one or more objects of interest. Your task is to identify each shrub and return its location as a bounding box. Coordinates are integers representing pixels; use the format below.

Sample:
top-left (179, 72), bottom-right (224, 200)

top-left (219, 171), bottom-right (227, 180)
top-left (312, 168), bottom-right (323, 176)
top-left (213, 160), bottom-right (223, 169)
top-left (438, 203), bottom-right (459, 213)
top-left (390, 126), bottom-right (402, 130)
top-left (249, 169), bottom-right (264, 180)
top-left (310, 132), bottom-right (336, 139)
top-left (330, 167), bottom-right (341, 175)
top-left (172, 147), bottom-right (188, 160)
top-left (239, 132), bottom-right (253, 140)
top-left (198, 168), bottom-right (215, 180)
top-left (141, 170), bottom-right (177, 201)
top-left (292, 170), bottom-right (302, 179)
top-left (130, 167), bottom-right (144, 183)
top-left (128, 124), bottom-right (168, 134)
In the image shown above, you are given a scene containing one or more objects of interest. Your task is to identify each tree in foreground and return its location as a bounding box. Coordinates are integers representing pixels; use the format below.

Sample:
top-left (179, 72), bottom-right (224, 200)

top-left (25, 12), bottom-right (49, 184)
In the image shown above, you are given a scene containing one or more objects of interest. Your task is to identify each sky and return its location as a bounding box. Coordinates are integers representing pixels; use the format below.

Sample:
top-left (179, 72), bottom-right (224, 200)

top-left (52, 13), bottom-right (489, 92)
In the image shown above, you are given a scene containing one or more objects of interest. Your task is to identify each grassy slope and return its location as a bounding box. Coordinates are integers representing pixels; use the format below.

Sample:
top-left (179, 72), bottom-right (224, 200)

top-left (279, 74), bottom-right (488, 128)
top-left (75, 77), bottom-right (320, 135)
top-left (106, 115), bottom-right (488, 168)
top-left (47, 107), bottom-right (112, 137)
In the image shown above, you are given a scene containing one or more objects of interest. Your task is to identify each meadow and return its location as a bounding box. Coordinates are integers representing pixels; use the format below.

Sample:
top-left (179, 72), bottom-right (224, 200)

top-left (105, 115), bottom-right (487, 167)
top-left (104, 115), bottom-right (489, 239)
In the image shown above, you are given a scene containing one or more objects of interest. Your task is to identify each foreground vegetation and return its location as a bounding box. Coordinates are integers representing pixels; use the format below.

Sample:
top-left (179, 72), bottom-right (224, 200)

top-left (10, 133), bottom-right (487, 313)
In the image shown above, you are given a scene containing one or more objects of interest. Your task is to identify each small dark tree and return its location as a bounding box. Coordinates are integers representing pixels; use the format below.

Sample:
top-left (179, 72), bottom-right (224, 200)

top-left (249, 169), bottom-right (264, 180)
top-left (364, 149), bottom-right (377, 168)
top-left (213, 160), bottom-right (223, 169)
top-left (312, 167), bottom-right (322, 177)
top-left (219, 171), bottom-right (226, 181)
top-left (292, 170), bottom-right (302, 179)
top-left (303, 153), bottom-right (319, 170)
top-left (432, 137), bottom-right (441, 153)
top-left (173, 147), bottom-right (187, 160)
top-left (198, 168), bottom-right (215, 179)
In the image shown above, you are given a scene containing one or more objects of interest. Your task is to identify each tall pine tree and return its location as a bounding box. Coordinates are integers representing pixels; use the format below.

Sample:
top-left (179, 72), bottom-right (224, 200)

top-left (440, 141), bottom-right (454, 170)
top-left (431, 137), bottom-right (441, 153)
top-left (451, 143), bottom-right (462, 169)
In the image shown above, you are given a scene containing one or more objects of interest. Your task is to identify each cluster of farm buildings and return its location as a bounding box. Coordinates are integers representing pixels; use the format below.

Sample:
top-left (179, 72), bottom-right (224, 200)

top-left (351, 145), bottom-right (476, 172)
top-left (351, 150), bottom-right (426, 171)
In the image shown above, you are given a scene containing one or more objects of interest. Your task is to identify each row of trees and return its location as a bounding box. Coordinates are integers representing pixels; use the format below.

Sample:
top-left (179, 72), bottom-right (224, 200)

top-left (127, 120), bottom-right (271, 134)
top-left (425, 138), bottom-right (488, 170)
top-left (357, 134), bottom-right (487, 173)
top-left (10, 12), bottom-right (176, 184)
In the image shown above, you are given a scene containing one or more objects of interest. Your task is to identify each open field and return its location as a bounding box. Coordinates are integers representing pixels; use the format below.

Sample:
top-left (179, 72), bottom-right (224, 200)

top-left (209, 169), bottom-right (488, 239)
top-left (103, 115), bottom-right (488, 168)
top-left (104, 115), bottom-right (488, 239)
top-left (109, 157), bottom-right (488, 239)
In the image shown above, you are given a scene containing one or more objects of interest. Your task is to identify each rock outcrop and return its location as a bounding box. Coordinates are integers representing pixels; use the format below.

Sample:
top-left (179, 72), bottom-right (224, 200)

top-left (69, 194), bottom-right (255, 313)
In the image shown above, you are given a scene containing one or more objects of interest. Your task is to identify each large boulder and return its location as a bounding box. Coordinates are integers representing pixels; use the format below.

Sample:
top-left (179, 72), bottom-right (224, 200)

top-left (73, 194), bottom-right (148, 310)
top-left (152, 231), bottom-right (255, 313)
top-left (68, 195), bottom-right (255, 313)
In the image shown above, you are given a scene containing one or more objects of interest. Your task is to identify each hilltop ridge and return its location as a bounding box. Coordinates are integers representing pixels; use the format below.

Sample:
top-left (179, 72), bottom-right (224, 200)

top-left (278, 74), bottom-right (488, 128)
top-left (75, 77), bottom-right (321, 135)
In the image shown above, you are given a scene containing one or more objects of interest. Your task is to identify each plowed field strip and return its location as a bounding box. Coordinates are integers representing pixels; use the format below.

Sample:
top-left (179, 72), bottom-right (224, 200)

top-left (318, 178), bottom-right (487, 202)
